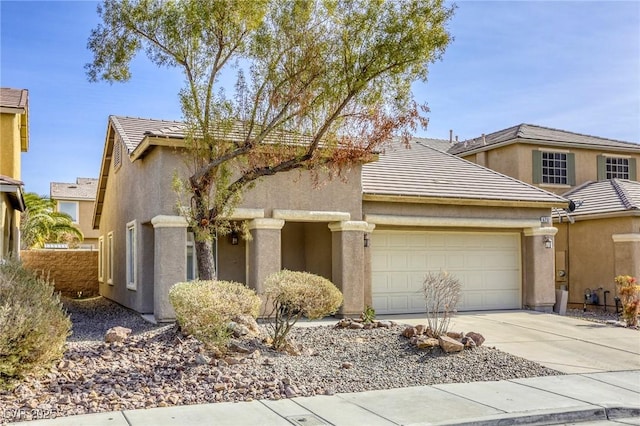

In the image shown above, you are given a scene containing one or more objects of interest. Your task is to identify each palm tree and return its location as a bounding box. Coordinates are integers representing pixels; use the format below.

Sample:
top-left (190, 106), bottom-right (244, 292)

top-left (20, 193), bottom-right (84, 249)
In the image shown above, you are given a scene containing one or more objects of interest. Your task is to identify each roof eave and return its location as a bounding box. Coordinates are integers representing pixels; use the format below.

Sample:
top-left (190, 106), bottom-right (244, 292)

top-left (562, 209), bottom-right (640, 222)
top-left (454, 137), bottom-right (640, 157)
top-left (362, 193), bottom-right (568, 209)
top-left (130, 135), bottom-right (184, 161)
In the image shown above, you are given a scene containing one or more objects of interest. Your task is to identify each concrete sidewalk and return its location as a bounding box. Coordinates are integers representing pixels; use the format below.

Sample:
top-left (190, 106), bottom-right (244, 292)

top-left (12, 370), bottom-right (640, 425)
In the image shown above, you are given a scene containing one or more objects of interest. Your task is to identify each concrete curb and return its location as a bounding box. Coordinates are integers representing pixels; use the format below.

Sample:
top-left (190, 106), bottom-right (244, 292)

top-left (436, 405), bottom-right (640, 426)
top-left (438, 406), bottom-right (607, 426)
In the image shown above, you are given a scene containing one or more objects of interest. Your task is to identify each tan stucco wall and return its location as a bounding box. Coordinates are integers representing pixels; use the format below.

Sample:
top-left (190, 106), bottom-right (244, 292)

top-left (363, 200), bottom-right (551, 222)
top-left (555, 216), bottom-right (640, 307)
top-left (78, 199), bottom-right (99, 245)
top-left (21, 249), bottom-right (99, 297)
top-left (462, 143), bottom-right (640, 195)
top-left (0, 113), bottom-right (21, 179)
top-left (97, 141), bottom-right (363, 313)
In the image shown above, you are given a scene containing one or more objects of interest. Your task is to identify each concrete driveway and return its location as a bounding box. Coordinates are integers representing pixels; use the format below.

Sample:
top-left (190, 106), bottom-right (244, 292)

top-left (378, 310), bottom-right (640, 374)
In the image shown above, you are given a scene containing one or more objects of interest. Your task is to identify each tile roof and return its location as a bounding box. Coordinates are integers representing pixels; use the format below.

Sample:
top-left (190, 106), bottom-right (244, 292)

top-left (0, 88), bottom-right (28, 109)
top-left (412, 137), bottom-right (452, 152)
top-left (50, 178), bottom-right (98, 200)
top-left (561, 179), bottom-right (640, 217)
top-left (362, 140), bottom-right (567, 205)
top-left (449, 124), bottom-right (640, 155)
top-left (110, 116), bottom-right (183, 154)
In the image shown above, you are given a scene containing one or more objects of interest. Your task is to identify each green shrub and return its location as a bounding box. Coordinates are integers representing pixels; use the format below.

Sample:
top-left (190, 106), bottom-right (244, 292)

top-left (0, 259), bottom-right (71, 389)
top-left (169, 280), bottom-right (261, 350)
top-left (264, 270), bottom-right (343, 349)
top-left (360, 305), bottom-right (376, 324)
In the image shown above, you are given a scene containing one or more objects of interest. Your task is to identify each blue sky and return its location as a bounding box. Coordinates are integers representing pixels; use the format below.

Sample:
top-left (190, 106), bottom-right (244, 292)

top-left (1, 1), bottom-right (639, 196)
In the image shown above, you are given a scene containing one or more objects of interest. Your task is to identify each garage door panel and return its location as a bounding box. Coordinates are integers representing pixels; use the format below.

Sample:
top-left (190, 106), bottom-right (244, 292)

top-left (372, 231), bottom-right (521, 314)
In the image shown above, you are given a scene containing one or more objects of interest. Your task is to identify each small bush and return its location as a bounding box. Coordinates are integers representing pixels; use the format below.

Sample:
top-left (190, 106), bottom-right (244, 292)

top-left (360, 305), bottom-right (376, 324)
top-left (264, 270), bottom-right (343, 349)
top-left (422, 271), bottom-right (461, 336)
top-left (615, 275), bottom-right (640, 327)
top-left (169, 280), bottom-right (261, 350)
top-left (0, 259), bottom-right (71, 388)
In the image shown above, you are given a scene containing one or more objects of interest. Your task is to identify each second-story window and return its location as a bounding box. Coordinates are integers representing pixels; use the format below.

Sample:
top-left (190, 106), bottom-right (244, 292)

top-left (597, 155), bottom-right (637, 181)
top-left (532, 150), bottom-right (575, 186)
top-left (542, 151), bottom-right (567, 184)
top-left (58, 201), bottom-right (79, 223)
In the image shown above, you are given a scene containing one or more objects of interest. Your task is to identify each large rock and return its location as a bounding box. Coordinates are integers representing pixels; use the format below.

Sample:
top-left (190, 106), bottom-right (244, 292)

top-left (465, 332), bottom-right (485, 347)
top-left (104, 326), bottom-right (132, 343)
top-left (438, 335), bottom-right (464, 353)
top-left (415, 337), bottom-right (440, 349)
top-left (402, 326), bottom-right (417, 338)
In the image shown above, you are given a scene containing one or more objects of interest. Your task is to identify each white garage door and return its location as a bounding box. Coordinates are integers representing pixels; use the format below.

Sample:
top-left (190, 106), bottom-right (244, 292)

top-left (371, 231), bottom-right (521, 314)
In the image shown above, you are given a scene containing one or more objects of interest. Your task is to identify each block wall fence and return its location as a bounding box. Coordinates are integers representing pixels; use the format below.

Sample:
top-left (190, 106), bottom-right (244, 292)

top-left (20, 250), bottom-right (99, 297)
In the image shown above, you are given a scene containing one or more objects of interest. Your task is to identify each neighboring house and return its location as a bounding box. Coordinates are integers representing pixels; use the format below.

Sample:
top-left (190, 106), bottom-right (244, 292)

top-left (0, 88), bottom-right (29, 259)
top-left (50, 177), bottom-right (100, 248)
top-left (94, 116), bottom-right (567, 322)
top-left (450, 124), bottom-right (640, 309)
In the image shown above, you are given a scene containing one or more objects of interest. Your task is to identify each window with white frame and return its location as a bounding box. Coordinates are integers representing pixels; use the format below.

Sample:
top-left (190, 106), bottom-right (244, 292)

top-left (186, 231), bottom-right (217, 281)
top-left (107, 231), bottom-right (114, 285)
top-left (98, 236), bottom-right (104, 282)
top-left (186, 232), bottom-right (197, 281)
top-left (126, 221), bottom-right (137, 290)
top-left (58, 201), bottom-right (79, 223)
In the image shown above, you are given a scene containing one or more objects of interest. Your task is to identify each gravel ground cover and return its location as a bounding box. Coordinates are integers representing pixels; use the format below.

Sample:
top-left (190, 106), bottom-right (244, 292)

top-left (0, 297), bottom-right (567, 423)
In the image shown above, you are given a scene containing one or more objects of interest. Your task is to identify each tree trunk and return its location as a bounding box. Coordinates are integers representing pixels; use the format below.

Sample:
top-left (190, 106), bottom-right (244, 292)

top-left (195, 238), bottom-right (216, 280)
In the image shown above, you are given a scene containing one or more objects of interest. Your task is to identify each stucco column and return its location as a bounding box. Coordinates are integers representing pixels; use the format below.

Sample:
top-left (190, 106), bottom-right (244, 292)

top-left (612, 234), bottom-right (640, 279)
top-left (523, 227), bottom-right (558, 312)
top-left (329, 221), bottom-right (369, 317)
top-left (151, 215), bottom-right (188, 322)
top-left (247, 218), bottom-right (285, 294)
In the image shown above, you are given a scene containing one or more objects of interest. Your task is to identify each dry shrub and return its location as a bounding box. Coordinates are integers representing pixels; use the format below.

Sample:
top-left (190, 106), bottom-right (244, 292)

top-left (0, 259), bottom-right (71, 389)
top-left (422, 271), bottom-right (461, 336)
top-left (615, 275), bottom-right (640, 327)
top-left (169, 280), bottom-right (261, 349)
top-left (264, 270), bottom-right (343, 349)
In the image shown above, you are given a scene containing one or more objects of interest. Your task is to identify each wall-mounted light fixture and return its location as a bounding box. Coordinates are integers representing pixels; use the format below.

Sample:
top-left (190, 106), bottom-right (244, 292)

top-left (364, 233), bottom-right (370, 248)
top-left (230, 231), bottom-right (239, 246)
top-left (543, 235), bottom-right (553, 249)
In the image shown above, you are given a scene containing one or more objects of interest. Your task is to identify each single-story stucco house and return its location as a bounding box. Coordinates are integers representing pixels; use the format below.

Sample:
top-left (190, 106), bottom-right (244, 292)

top-left (93, 116), bottom-right (568, 322)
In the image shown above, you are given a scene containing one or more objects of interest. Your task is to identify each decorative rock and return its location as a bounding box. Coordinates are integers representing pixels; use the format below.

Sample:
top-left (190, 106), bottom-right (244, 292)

top-left (402, 326), bottom-right (417, 338)
top-left (465, 332), bottom-right (485, 347)
top-left (342, 362), bottom-right (353, 369)
top-left (284, 385), bottom-right (298, 398)
top-left (104, 326), bottom-right (132, 343)
top-left (232, 315), bottom-right (261, 337)
top-left (416, 337), bottom-right (440, 349)
top-left (377, 321), bottom-right (392, 329)
top-left (461, 337), bottom-right (476, 349)
top-left (228, 341), bottom-right (250, 353)
top-left (228, 321), bottom-right (251, 338)
top-left (213, 383), bottom-right (226, 392)
top-left (348, 322), bottom-right (364, 330)
top-left (438, 335), bottom-right (464, 353)
top-left (415, 324), bottom-right (427, 335)
top-left (446, 331), bottom-right (463, 339)
top-left (195, 354), bottom-right (211, 365)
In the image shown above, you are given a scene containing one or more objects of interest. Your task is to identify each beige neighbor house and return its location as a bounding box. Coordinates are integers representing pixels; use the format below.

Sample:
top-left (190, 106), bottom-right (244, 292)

top-left (449, 124), bottom-right (640, 309)
top-left (0, 88), bottom-right (29, 260)
top-left (50, 177), bottom-right (100, 248)
top-left (94, 116), bottom-right (568, 322)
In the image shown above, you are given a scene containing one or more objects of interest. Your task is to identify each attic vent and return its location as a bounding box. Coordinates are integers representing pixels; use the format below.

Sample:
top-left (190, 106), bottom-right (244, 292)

top-left (113, 135), bottom-right (122, 171)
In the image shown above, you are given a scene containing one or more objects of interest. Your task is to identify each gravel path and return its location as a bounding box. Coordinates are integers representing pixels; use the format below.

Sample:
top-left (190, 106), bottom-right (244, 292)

top-left (1, 297), bottom-right (563, 423)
